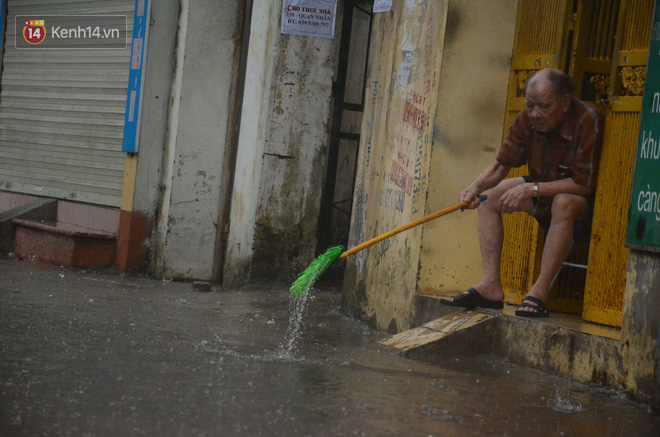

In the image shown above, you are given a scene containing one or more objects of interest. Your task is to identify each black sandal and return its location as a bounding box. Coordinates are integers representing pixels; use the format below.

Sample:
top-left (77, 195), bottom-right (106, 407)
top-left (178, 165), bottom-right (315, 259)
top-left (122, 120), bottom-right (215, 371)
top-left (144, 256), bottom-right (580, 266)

top-left (515, 296), bottom-right (550, 318)
top-left (441, 287), bottom-right (504, 309)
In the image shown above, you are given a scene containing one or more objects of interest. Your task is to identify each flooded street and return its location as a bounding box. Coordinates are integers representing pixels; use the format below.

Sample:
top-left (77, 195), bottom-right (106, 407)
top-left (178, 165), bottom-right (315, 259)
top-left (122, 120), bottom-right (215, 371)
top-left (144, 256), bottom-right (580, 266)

top-left (1, 258), bottom-right (659, 436)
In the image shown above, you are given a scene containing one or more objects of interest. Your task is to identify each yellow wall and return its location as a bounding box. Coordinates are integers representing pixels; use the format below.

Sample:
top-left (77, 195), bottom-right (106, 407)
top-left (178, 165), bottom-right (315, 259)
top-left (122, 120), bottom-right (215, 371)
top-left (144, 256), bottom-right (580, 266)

top-left (417, 0), bottom-right (518, 295)
top-left (343, 0), bottom-right (449, 332)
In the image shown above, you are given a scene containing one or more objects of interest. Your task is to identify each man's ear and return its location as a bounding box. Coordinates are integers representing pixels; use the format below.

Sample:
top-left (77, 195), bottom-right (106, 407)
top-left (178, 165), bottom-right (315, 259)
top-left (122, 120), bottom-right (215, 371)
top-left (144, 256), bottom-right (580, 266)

top-left (561, 94), bottom-right (571, 112)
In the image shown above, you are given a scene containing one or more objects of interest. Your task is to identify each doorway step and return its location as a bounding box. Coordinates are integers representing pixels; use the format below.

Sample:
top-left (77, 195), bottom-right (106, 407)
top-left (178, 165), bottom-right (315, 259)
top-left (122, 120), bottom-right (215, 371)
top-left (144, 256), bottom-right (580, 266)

top-left (381, 294), bottom-right (622, 393)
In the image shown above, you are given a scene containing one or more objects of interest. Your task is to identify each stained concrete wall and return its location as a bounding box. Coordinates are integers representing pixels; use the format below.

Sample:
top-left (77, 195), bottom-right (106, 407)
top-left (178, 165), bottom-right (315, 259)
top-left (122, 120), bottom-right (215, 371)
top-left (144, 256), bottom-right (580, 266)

top-left (224, 1), bottom-right (340, 285)
top-left (250, 28), bottom-right (340, 280)
top-left (417, 0), bottom-right (518, 295)
top-left (621, 251), bottom-right (660, 407)
top-left (153, 0), bottom-right (242, 280)
top-left (130, 0), bottom-right (179, 269)
top-left (132, 1), bottom-right (178, 217)
top-left (342, 0), bottom-right (449, 332)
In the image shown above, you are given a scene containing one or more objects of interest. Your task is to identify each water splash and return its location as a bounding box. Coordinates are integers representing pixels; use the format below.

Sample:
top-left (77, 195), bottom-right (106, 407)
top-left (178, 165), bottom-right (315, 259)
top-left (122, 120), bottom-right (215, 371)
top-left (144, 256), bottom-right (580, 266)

top-left (194, 285), bottom-right (315, 363)
top-left (277, 289), bottom-right (312, 360)
top-left (552, 392), bottom-right (584, 413)
top-left (195, 334), bottom-right (306, 363)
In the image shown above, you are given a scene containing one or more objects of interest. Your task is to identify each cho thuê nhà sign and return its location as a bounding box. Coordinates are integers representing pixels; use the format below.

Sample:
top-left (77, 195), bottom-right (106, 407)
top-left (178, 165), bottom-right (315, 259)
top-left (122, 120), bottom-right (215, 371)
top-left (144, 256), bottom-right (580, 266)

top-left (627, 2), bottom-right (660, 252)
top-left (281, 0), bottom-right (337, 39)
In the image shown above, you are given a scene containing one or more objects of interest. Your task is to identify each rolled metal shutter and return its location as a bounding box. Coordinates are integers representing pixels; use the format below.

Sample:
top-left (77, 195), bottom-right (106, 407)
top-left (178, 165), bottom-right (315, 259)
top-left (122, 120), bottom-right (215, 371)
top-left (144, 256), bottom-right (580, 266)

top-left (0, 0), bottom-right (135, 207)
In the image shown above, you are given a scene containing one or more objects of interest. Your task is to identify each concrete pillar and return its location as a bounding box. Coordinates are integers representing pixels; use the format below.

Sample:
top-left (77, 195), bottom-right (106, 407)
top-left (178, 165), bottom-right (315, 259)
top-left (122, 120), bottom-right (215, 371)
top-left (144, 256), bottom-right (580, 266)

top-left (342, 1), bottom-right (450, 332)
top-left (116, 0), bottom-right (179, 273)
top-left (224, 1), bottom-right (338, 286)
top-left (154, 0), bottom-right (242, 280)
top-left (621, 251), bottom-right (660, 408)
top-left (222, 0), bottom-right (280, 286)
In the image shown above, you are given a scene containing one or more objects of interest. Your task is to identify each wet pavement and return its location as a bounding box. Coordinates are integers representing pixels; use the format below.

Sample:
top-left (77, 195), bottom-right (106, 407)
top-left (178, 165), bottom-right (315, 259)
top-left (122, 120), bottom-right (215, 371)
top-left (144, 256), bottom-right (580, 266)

top-left (1, 258), bottom-right (659, 436)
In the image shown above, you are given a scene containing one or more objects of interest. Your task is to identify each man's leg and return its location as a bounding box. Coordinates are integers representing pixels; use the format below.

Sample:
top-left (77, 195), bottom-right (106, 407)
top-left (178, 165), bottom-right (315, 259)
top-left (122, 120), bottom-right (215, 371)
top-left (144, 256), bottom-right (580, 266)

top-left (518, 193), bottom-right (588, 313)
top-left (454, 177), bottom-right (533, 303)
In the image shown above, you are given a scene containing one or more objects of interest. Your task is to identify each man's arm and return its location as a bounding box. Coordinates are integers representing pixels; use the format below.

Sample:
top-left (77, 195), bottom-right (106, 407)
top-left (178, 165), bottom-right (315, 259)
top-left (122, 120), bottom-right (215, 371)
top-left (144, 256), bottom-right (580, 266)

top-left (497, 175), bottom-right (593, 214)
top-left (460, 161), bottom-right (510, 209)
top-left (535, 177), bottom-right (594, 198)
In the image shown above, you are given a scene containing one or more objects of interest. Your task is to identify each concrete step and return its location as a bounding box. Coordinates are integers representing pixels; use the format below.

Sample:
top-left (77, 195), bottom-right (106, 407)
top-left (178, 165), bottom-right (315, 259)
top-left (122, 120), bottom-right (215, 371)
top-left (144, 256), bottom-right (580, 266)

top-left (382, 294), bottom-right (625, 391)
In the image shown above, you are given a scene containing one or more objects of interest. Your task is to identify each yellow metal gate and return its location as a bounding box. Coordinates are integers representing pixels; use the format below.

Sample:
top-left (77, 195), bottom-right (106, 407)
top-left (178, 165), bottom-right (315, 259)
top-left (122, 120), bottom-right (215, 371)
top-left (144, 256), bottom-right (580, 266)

top-left (500, 0), bottom-right (653, 327)
top-left (500, 0), bottom-right (574, 309)
top-left (583, 0), bottom-right (654, 327)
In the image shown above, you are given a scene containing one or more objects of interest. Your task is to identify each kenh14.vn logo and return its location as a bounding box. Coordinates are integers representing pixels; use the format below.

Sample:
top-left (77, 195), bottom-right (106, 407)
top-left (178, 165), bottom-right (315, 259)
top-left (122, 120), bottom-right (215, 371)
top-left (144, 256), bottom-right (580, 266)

top-left (23, 19), bottom-right (46, 44)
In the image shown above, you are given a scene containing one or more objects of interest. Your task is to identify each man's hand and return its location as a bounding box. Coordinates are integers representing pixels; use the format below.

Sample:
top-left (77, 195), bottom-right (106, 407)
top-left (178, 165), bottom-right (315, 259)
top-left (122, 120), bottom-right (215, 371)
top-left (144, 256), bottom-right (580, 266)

top-left (459, 161), bottom-right (511, 210)
top-left (459, 185), bottom-right (483, 210)
top-left (499, 183), bottom-right (533, 214)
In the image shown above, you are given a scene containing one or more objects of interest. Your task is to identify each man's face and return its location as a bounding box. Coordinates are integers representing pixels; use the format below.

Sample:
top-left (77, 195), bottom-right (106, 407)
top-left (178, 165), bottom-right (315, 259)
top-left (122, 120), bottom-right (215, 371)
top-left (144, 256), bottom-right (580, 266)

top-left (525, 80), bottom-right (570, 133)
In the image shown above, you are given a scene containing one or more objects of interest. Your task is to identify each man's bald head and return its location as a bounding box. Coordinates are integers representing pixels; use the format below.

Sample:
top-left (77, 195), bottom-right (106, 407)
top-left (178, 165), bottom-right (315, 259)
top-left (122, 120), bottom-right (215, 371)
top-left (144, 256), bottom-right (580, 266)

top-left (523, 69), bottom-right (573, 132)
top-left (525, 68), bottom-right (574, 98)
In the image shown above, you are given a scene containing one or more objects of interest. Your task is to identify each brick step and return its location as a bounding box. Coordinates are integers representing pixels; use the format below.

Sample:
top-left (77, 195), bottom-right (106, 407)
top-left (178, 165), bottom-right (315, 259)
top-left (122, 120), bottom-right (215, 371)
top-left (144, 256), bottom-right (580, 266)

top-left (13, 218), bottom-right (116, 267)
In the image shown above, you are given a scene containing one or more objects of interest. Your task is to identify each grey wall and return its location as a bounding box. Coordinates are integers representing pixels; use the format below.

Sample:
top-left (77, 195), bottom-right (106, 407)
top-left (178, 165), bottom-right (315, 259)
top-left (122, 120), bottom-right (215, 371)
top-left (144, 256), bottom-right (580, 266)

top-left (153, 0), bottom-right (242, 280)
top-left (224, 1), bottom-right (340, 285)
top-left (132, 0), bottom-right (179, 218)
top-left (249, 30), bottom-right (338, 281)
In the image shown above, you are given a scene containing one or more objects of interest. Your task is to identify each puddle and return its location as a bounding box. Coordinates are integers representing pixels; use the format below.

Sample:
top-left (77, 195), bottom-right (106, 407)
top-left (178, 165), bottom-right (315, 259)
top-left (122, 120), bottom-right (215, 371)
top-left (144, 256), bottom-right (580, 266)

top-left (1, 260), bottom-right (659, 436)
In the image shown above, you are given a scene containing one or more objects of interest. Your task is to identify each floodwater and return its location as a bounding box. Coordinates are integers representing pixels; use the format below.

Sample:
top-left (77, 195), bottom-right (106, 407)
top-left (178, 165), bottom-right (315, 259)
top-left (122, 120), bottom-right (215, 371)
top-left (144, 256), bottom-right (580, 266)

top-left (1, 258), bottom-right (659, 436)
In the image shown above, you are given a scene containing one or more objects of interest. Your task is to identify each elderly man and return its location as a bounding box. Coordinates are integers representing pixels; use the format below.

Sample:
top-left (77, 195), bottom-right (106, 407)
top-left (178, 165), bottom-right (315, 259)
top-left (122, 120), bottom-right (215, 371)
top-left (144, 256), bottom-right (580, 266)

top-left (442, 68), bottom-right (604, 317)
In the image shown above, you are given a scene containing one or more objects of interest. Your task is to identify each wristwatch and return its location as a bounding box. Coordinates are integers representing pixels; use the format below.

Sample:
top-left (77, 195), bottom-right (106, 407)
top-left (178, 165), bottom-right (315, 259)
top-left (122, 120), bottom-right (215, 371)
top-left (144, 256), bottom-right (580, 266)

top-left (531, 182), bottom-right (539, 198)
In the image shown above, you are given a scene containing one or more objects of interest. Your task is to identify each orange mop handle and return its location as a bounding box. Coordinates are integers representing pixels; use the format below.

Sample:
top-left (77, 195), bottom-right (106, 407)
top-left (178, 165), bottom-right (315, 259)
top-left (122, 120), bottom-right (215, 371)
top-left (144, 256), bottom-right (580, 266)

top-left (339, 195), bottom-right (486, 260)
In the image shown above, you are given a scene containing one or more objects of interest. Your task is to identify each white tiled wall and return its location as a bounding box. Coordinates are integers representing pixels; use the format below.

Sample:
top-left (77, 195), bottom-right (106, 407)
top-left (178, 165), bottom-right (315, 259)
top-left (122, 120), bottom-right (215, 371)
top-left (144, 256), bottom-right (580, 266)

top-left (57, 201), bottom-right (120, 233)
top-left (1, 192), bottom-right (120, 233)
top-left (0, 192), bottom-right (38, 213)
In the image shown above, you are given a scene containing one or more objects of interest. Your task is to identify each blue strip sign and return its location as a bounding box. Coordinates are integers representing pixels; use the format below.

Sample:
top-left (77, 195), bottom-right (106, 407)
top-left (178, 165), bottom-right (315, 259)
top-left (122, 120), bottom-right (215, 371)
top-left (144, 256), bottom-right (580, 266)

top-left (0, 0), bottom-right (6, 65)
top-left (122, 0), bottom-right (150, 153)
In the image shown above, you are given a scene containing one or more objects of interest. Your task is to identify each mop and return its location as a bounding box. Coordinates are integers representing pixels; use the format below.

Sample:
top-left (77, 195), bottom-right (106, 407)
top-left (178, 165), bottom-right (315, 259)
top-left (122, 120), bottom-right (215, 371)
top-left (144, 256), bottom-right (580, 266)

top-left (290, 195), bottom-right (486, 297)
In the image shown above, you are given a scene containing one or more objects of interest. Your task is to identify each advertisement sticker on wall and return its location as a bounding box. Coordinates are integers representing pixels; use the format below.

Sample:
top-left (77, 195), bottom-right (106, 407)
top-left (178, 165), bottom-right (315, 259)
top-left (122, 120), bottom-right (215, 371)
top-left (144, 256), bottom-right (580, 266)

top-left (373, 0), bottom-right (393, 13)
top-left (281, 0), bottom-right (337, 39)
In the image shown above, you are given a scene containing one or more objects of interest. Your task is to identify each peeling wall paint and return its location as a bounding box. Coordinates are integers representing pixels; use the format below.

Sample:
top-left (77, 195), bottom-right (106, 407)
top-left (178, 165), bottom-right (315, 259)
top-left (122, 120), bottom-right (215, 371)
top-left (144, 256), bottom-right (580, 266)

top-left (251, 33), bottom-right (338, 281)
top-left (225, 0), bottom-right (339, 285)
top-left (417, 0), bottom-right (518, 295)
top-left (343, 0), bottom-right (449, 332)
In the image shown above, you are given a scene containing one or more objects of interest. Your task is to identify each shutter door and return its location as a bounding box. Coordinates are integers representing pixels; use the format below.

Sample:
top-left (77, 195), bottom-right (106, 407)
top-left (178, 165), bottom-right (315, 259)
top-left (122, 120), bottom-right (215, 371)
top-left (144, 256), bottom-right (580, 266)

top-left (0, 0), bottom-right (135, 207)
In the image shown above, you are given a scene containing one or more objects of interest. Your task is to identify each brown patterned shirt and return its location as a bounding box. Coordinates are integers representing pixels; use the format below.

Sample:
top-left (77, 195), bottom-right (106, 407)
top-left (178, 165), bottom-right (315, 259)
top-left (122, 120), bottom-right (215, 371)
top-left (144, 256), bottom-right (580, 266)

top-left (496, 97), bottom-right (604, 217)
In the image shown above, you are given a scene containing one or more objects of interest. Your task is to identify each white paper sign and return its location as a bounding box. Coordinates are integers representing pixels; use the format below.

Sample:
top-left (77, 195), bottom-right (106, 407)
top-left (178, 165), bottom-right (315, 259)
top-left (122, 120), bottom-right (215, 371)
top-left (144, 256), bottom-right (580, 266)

top-left (281, 0), bottom-right (337, 39)
top-left (373, 0), bottom-right (393, 13)
top-left (396, 51), bottom-right (414, 85)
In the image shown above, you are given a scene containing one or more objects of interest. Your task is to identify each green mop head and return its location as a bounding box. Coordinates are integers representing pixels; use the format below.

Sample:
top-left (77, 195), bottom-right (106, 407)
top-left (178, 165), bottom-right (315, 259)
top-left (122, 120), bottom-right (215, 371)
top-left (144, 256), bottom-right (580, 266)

top-left (290, 245), bottom-right (344, 297)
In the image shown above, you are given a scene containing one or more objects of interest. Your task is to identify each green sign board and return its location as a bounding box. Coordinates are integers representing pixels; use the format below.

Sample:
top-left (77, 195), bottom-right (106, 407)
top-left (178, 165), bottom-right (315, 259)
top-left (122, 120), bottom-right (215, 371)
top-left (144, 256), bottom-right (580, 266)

top-left (626, 1), bottom-right (660, 252)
